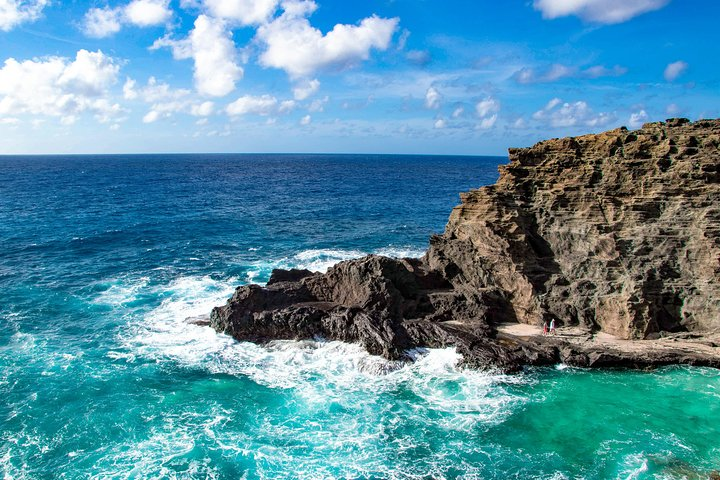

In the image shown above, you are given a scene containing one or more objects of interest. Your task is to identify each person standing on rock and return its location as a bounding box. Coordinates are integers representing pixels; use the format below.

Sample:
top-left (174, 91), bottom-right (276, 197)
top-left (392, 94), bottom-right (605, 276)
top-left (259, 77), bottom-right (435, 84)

top-left (543, 321), bottom-right (548, 336)
top-left (550, 319), bottom-right (556, 335)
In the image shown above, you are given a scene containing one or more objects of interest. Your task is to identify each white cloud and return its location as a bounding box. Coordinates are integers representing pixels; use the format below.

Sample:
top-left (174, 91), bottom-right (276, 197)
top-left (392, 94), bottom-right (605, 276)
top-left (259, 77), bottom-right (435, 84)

top-left (424, 87), bottom-right (441, 109)
top-left (542, 97), bottom-right (562, 111)
top-left (583, 64), bottom-right (628, 79)
top-left (152, 15), bottom-right (243, 97)
top-left (300, 114), bottom-right (311, 125)
top-left (256, 0), bottom-right (399, 78)
top-left (532, 97), bottom-right (613, 128)
top-left (82, 0), bottom-right (172, 37)
top-left (533, 0), bottom-right (669, 24)
top-left (664, 60), bottom-right (688, 82)
top-left (123, 76), bottom-right (191, 102)
top-left (478, 114), bottom-right (497, 129)
top-left (538, 63), bottom-right (573, 82)
top-left (0, 50), bottom-right (123, 124)
top-left (125, 76), bottom-right (217, 122)
top-left (512, 117), bottom-right (527, 129)
top-left (307, 96), bottom-right (327, 112)
top-left (293, 78), bottom-right (320, 100)
top-left (0, 0), bottom-right (49, 31)
top-left (191, 101), bottom-right (214, 116)
top-left (59, 50), bottom-right (121, 96)
top-left (472, 96), bottom-right (500, 130)
top-left (475, 96), bottom-right (500, 118)
top-left (143, 110), bottom-right (161, 123)
top-left (226, 94), bottom-right (278, 116)
top-left (202, 0), bottom-right (279, 25)
top-left (434, 118), bottom-right (446, 129)
top-left (628, 109), bottom-right (649, 129)
top-left (278, 99), bottom-right (296, 113)
top-left (513, 63), bottom-right (627, 84)
top-left (452, 106), bottom-right (464, 118)
top-left (83, 7), bottom-right (123, 38)
top-left (125, 0), bottom-right (172, 26)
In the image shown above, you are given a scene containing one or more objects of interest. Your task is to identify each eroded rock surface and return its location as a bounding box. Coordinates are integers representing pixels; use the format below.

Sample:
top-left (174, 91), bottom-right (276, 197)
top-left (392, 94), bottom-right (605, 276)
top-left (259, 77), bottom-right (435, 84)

top-left (211, 119), bottom-right (720, 371)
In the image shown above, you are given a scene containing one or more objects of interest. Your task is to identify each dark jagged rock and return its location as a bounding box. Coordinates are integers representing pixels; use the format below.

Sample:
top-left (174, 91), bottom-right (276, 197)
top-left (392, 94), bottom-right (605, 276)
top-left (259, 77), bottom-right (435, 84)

top-left (211, 119), bottom-right (720, 372)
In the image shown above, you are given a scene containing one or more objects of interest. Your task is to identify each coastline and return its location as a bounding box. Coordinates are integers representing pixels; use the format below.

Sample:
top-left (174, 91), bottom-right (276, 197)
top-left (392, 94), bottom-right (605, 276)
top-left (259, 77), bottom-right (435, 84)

top-left (210, 118), bottom-right (720, 373)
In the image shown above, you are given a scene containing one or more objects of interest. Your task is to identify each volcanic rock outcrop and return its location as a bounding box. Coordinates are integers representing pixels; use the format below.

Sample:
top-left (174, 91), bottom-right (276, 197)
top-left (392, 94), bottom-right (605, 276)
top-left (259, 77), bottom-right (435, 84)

top-left (211, 119), bottom-right (720, 371)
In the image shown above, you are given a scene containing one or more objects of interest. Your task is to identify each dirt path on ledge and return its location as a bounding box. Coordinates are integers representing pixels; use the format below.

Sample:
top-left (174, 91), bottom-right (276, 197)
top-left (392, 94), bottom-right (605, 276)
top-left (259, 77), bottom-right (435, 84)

top-left (495, 323), bottom-right (720, 365)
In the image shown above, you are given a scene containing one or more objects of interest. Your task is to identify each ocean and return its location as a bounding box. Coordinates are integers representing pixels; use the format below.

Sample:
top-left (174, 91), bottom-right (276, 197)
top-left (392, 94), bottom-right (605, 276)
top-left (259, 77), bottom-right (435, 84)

top-left (1, 154), bottom-right (718, 479)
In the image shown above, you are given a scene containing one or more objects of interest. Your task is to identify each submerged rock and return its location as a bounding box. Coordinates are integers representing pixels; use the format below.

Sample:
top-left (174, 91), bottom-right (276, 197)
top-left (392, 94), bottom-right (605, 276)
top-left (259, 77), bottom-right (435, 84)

top-left (211, 119), bottom-right (720, 372)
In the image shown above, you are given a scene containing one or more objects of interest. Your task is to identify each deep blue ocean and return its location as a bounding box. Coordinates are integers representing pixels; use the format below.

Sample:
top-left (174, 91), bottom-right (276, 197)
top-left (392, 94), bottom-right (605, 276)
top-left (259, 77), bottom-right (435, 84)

top-left (1, 154), bottom-right (718, 479)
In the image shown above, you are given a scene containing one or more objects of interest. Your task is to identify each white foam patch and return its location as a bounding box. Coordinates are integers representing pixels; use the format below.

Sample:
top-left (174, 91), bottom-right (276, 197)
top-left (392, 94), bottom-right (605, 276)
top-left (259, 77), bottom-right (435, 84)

top-left (619, 453), bottom-right (649, 480)
top-left (87, 417), bottom-right (223, 480)
top-left (123, 275), bottom-right (239, 364)
top-left (373, 246), bottom-right (425, 259)
top-left (292, 248), bottom-right (367, 272)
top-left (93, 277), bottom-right (151, 306)
top-left (121, 276), bottom-right (527, 429)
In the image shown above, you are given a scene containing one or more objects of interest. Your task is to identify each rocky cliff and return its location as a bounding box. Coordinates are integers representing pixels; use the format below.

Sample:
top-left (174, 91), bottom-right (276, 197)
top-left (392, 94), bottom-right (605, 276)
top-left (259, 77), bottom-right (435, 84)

top-left (210, 119), bottom-right (720, 371)
top-left (427, 117), bottom-right (720, 339)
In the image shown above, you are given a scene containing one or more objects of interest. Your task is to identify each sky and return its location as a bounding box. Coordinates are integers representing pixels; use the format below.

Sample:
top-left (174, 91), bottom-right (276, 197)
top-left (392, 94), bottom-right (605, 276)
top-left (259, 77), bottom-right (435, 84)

top-left (0, 0), bottom-right (717, 155)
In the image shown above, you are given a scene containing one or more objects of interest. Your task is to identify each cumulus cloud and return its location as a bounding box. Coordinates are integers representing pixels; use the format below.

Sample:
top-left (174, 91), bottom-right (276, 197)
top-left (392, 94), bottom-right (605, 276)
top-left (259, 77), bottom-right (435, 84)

top-left (434, 118), bottom-right (446, 129)
top-left (124, 76), bottom-right (215, 122)
top-left (300, 114), bottom-right (311, 125)
top-left (532, 97), bottom-right (613, 128)
top-left (152, 15), bottom-right (243, 97)
top-left (123, 76), bottom-right (190, 102)
top-left (191, 101), bottom-right (214, 116)
top-left (628, 109), bottom-right (649, 129)
top-left (307, 96), bottom-right (327, 112)
top-left (477, 115), bottom-right (497, 129)
top-left (82, 0), bottom-right (171, 37)
top-left (142, 110), bottom-right (160, 123)
top-left (473, 96), bottom-right (500, 130)
top-left (424, 87), bottom-right (441, 109)
top-left (475, 96), bottom-right (500, 118)
top-left (513, 63), bottom-right (627, 84)
top-left (125, 0), bottom-right (172, 26)
top-left (292, 78), bottom-right (320, 100)
top-left (0, 0), bottom-right (49, 31)
top-left (256, 0), bottom-right (399, 78)
top-left (0, 50), bottom-right (123, 124)
top-left (533, 0), bottom-right (669, 24)
top-left (83, 7), bottom-right (123, 38)
top-left (226, 94), bottom-right (279, 116)
top-left (664, 60), bottom-right (688, 82)
top-left (202, 0), bottom-right (279, 25)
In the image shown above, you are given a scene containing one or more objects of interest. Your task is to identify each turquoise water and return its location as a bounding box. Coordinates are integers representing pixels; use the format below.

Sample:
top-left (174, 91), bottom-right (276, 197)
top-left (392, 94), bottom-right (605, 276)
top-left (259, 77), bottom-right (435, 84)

top-left (1, 155), bottom-right (718, 479)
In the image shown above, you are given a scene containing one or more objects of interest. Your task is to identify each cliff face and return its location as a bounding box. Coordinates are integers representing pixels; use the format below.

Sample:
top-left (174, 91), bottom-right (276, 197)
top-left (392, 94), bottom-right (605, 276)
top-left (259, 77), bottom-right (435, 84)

top-left (210, 119), bottom-right (720, 371)
top-left (427, 118), bottom-right (720, 339)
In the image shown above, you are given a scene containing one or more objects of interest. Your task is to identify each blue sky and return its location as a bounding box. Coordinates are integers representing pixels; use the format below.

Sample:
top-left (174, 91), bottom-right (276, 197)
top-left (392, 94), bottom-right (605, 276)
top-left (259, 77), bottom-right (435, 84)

top-left (0, 0), bottom-right (717, 154)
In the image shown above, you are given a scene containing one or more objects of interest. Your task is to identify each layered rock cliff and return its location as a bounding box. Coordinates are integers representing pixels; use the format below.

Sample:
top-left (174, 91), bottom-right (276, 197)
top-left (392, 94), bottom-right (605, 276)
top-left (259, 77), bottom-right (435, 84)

top-left (210, 119), bottom-right (720, 371)
top-left (427, 117), bottom-right (720, 339)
